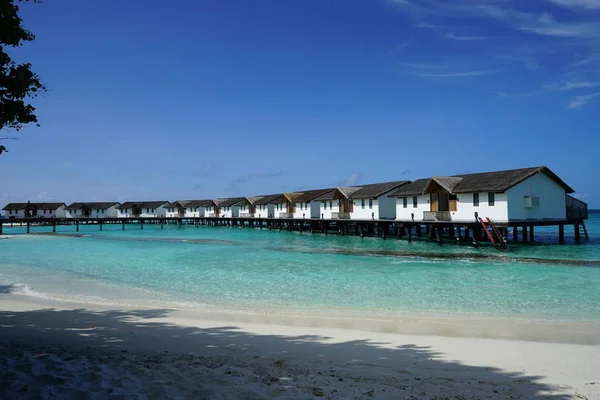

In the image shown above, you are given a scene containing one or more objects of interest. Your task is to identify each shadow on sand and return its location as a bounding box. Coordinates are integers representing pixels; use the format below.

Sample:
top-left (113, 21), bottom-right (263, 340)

top-left (0, 302), bottom-right (577, 399)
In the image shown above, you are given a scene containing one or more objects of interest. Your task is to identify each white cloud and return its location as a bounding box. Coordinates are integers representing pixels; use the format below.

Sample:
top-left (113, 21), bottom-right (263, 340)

top-left (397, 61), bottom-right (449, 70)
top-left (544, 81), bottom-right (600, 91)
top-left (474, 5), bottom-right (600, 38)
top-left (416, 22), bottom-right (437, 30)
top-left (343, 173), bottom-right (361, 186)
top-left (571, 54), bottom-right (600, 67)
top-left (547, 0), bottom-right (600, 10)
top-left (567, 92), bottom-right (600, 108)
top-left (443, 32), bottom-right (486, 41)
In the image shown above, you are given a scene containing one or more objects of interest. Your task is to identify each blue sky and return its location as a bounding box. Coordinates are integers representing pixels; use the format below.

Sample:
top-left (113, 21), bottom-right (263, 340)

top-left (1, 0), bottom-right (599, 207)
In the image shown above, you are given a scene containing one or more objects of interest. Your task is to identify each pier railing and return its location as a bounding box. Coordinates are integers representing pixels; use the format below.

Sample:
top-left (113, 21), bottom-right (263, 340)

top-left (279, 213), bottom-right (294, 219)
top-left (566, 195), bottom-right (588, 220)
top-left (423, 211), bottom-right (452, 222)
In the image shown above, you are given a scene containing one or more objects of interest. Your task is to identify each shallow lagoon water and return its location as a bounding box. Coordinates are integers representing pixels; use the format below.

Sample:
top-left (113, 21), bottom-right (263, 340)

top-left (1, 212), bottom-right (599, 321)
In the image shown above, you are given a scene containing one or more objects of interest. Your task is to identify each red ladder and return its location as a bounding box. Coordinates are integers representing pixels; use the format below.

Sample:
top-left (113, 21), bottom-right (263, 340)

top-left (478, 217), bottom-right (509, 250)
top-left (486, 218), bottom-right (509, 250)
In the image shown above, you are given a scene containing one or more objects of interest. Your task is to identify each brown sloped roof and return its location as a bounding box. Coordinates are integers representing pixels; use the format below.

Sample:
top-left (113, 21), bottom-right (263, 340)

top-left (388, 179), bottom-right (430, 197)
top-left (117, 201), bottom-right (169, 210)
top-left (66, 202), bottom-right (120, 210)
top-left (185, 199), bottom-right (214, 207)
top-left (349, 181), bottom-right (409, 199)
top-left (452, 166), bottom-right (574, 194)
top-left (2, 202), bottom-right (66, 211)
top-left (389, 167), bottom-right (574, 196)
top-left (430, 177), bottom-right (463, 193)
top-left (215, 197), bottom-right (245, 207)
top-left (291, 188), bottom-right (335, 202)
top-left (313, 181), bottom-right (409, 201)
top-left (255, 194), bottom-right (284, 205)
top-left (164, 200), bottom-right (192, 208)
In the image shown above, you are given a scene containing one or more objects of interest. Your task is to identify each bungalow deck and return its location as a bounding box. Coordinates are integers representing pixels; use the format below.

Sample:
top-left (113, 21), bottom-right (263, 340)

top-left (0, 214), bottom-right (589, 247)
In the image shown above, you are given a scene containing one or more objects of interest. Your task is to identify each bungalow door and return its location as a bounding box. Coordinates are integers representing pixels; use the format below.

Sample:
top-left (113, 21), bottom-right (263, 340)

top-left (430, 193), bottom-right (439, 212)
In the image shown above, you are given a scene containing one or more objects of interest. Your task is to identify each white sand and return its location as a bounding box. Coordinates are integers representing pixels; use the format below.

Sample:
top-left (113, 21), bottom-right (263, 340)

top-left (1, 296), bottom-right (599, 399)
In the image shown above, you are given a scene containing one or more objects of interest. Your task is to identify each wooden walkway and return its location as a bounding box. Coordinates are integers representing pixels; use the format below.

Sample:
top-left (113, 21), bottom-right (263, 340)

top-left (0, 216), bottom-right (589, 247)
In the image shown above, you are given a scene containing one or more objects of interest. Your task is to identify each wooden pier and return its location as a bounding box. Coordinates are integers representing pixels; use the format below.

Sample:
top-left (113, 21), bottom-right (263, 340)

top-left (0, 215), bottom-right (589, 247)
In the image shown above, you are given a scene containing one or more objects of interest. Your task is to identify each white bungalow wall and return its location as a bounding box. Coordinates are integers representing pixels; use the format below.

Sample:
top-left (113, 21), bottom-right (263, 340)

top-left (506, 172), bottom-right (566, 220)
top-left (293, 202), bottom-right (312, 219)
top-left (396, 195), bottom-right (430, 221)
top-left (452, 192), bottom-right (508, 222)
top-left (350, 194), bottom-right (397, 220)
top-left (5, 209), bottom-right (25, 218)
top-left (255, 204), bottom-right (274, 218)
top-left (350, 199), bottom-right (378, 220)
top-left (272, 203), bottom-right (286, 218)
top-left (318, 200), bottom-right (339, 219)
top-left (184, 207), bottom-right (205, 218)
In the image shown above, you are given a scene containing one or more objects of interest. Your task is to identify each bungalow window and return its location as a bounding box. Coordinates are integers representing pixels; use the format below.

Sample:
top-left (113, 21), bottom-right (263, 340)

top-left (403, 197), bottom-right (408, 208)
top-left (323, 202), bottom-right (326, 210)
top-left (306, 202), bottom-right (309, 209)
top-left (329, 201), bottom-right (333, 209)
top-left (361, 199), bottom-right (365, 209)
top-left (488, 193), bottom-right (495, 207)
top-left (369, 199), bottom-right (373, 209)
top-left (413, 196), bottom-right (418, 208)
top-left (473, 193), bottom-right (479, 207)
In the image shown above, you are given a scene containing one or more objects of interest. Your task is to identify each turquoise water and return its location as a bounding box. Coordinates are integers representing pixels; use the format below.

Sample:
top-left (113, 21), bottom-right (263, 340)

top-left (1, 213), bottom-right (600, 320)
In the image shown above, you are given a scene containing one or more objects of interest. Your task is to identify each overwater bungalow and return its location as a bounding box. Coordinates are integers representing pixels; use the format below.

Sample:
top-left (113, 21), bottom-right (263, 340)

top-left (213, 197), bottom-right (245, 218)
top-left (2, 202), bottom-right (67, 218)
top-left (234, 194), bottom-right (281, 218)
top-left (66, 202), bottom-right (120, 218)
top-left (117, 201), bottom-right (169, 218)
top-left (269, 189), bottom-right (335, 219)
top-left (312, 181), bottom-right (409, 220)
top-left (389, 166), bottom-right (583, 223)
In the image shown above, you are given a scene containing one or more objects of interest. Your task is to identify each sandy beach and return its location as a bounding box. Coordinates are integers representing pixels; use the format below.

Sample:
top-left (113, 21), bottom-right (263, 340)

top-left (1, 295), bottom-right (599, 399)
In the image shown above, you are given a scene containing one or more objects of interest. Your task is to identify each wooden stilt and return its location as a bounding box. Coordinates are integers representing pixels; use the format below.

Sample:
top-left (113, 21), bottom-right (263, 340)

top-left (582, 221), bottom-right (589, 239)
top-left (529, 225), bottom-right (534, 243)
top-left (27, 222), bottom-right (30, 234)
top-left (522, 225), bottom-right (528, 243)
top-left (574, 224), bottom-right (581, 243)
top-left (436, 226), bottom-right (442, 245)
top-left (100, 221), bottom-right (103, 231)
top-left (141, 220), bottom-right (144, 230)
top-left (76, 221), bottom-right (79, 232)
top-left (122, 221), bottom-right (125, 230)
top-left (559, 224), bottom-right (565, 244)
top-left (53, 220), bottom-right (56, 233)
top-left (416, 225), bottom-right (422, 237)
top-left (513, 226), bottom-right (518, 242)
top-left (407, 225), bottom-right (412, 242)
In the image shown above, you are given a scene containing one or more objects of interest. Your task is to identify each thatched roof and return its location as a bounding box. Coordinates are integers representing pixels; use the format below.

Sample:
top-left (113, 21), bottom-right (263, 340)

top-left (215, 197), bottom-right (245, 207)
top-left (315, 181), bottom-right (409, 201)
top-left (164, 200), bottom-right (192, 208)
top-left (388, 179), bottom-right (430, 197)
top-left (2, 202), bottom-right (66, 211)
top-left (185, 199), bottom-right (214, 208)
top-left (270, 189), bottom-right (335, 204)
top-left (390, 167), bottom-right (574, 196)
top-left (254, 194), bottom-right (284, 205)
top-left (117, 201), bottom-right (169, 210)
top-left (66, 202), bottom-right (120, 210)
top-left (452, 166), bottom-right (574, 193)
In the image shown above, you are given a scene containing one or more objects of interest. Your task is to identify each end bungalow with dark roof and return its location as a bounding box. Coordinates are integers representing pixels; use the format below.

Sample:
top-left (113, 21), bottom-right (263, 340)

top-left (116, 201), bottom-right (169, 218)
top-left (311, 181), bottom-right (409, 220)
top-left (2, 202), bottom-right (67, 218)
top-left (388, 166), bottom-right (581, 222)
top-left (66, 202), bottom-right (120, 218)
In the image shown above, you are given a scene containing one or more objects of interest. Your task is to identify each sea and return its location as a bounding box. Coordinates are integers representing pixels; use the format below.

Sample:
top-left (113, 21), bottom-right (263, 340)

top-left (1, 212), bottom-right (599, 322)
